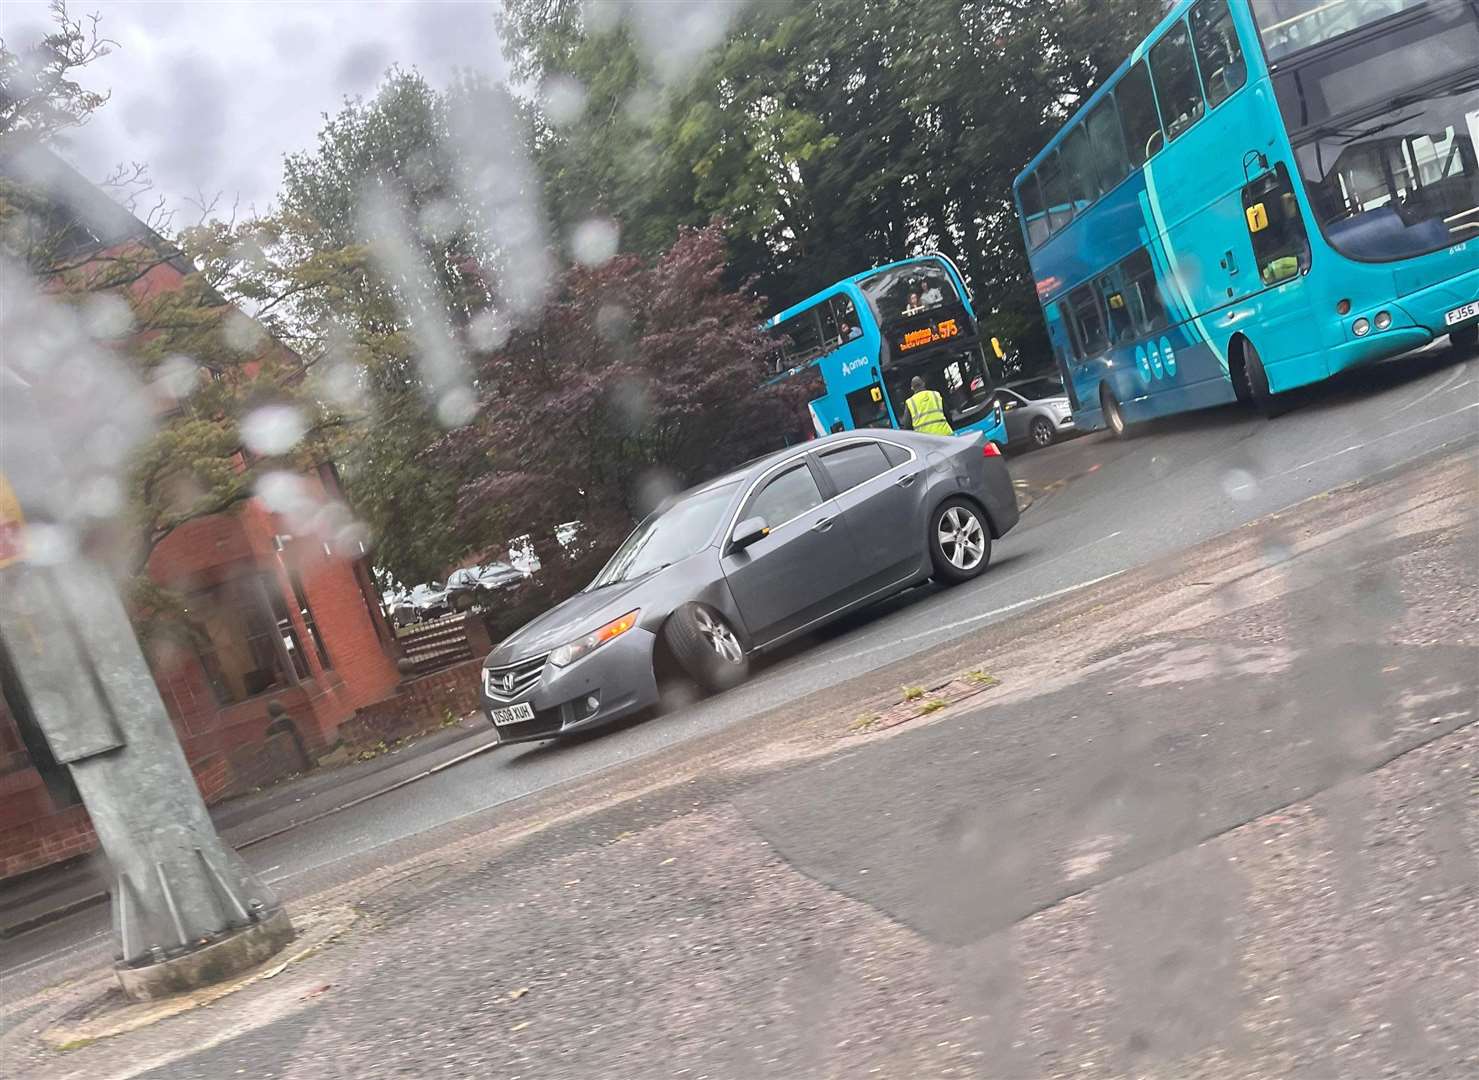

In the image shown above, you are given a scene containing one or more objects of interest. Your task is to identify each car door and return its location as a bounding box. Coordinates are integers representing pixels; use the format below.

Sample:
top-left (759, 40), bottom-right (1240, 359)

top-left (996, 390), bottom-right (1031, 441)
top-left (813, 438), bottom-right (925, 592)
top-left (720, 457), bottom-right (861, 645)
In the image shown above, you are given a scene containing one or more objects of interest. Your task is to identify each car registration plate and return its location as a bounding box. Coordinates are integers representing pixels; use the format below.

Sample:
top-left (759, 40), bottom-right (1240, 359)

top-left (1444, 300), bottom-right (1479, 326)
top-left (489, 702), bottom-right (535, 727)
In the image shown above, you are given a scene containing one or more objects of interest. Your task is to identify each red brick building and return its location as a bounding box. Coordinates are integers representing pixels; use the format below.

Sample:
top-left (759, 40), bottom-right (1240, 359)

top-left (0, 150), bottom-right (404, 881)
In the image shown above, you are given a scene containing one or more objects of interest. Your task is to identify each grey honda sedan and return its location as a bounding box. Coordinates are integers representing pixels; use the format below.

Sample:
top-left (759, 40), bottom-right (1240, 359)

top-left (480, 429), bottom-right (1019, 743)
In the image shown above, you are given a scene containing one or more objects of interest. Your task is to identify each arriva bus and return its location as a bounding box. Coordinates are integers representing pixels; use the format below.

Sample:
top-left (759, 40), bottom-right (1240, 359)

top-left (1012, 0), bottom-right (1479, 436)
top-left (763, 254), bottom-right (1009, 446)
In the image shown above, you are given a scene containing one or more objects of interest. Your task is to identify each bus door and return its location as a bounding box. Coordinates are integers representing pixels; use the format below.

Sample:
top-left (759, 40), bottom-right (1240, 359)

top-left (1239, 160), bottom-right (1317, 385)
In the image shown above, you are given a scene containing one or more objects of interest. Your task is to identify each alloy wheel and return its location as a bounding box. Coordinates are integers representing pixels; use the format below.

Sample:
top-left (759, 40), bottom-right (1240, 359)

top-left (1032, 419), bottom-right (1054, 447)
top-left (693, 607), bottom-right (744, 665)
top-left (937, 506), bottom-right (986, 571)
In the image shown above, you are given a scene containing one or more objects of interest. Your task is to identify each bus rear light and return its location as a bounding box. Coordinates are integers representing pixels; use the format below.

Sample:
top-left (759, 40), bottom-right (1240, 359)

top-left (1374, 310), bottom-right (1392, 330)
top-left (1352, 317), bottom-right (1371, 336)
top-left (982, 441), bottom-right (1002, 457)
top-left (1336, 299), bottom-right (1351, 315)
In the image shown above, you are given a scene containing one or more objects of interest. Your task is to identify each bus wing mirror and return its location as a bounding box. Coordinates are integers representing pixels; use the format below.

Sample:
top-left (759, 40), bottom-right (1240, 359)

top-left (732, 516), bottom-right (770, 550)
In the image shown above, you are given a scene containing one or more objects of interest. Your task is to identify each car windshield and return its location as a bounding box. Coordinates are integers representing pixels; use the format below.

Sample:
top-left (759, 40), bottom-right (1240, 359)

top-left (858, 263), bottom-right (962, 328)
top-left (588, 481), bottom-right (741, 589)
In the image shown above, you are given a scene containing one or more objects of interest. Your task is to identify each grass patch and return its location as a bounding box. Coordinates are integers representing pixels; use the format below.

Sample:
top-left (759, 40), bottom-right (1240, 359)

top-left (965, 670), bottom-right (1000, 687)
top-left (850, 713), bottom-right (880, 732)
top-left (901, 685), bottom-right (925, 701)
top-left (918, 698), bottom-right (947, 715)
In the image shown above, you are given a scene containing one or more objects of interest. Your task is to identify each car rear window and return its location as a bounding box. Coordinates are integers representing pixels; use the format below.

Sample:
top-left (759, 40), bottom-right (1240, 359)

top-left (818, 442), bottom-right (894, 493)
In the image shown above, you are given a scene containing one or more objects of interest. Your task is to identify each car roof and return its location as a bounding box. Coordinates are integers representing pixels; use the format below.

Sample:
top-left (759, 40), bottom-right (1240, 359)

top-left (703, 430), bottom-right (927, 489)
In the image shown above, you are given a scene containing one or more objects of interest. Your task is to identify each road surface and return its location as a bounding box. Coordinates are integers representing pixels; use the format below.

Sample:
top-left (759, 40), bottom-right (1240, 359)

top-left (4, 342), bottom-right (1476, 992)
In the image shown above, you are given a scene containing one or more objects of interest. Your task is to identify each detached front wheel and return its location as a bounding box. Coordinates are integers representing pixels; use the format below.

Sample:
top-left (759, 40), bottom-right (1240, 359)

top-left (929, 498), bottom-right (991, 585)
top-left (663, 603), bottom-right (749, 692)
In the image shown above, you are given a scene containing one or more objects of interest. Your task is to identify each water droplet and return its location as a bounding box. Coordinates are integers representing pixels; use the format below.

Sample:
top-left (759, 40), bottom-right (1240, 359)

top-left (595, 302), bottom-right (631, 342)
top-left (24, 522), bottom-right (78, 566)
top-left (570, 219), bottom-right (619, 267)
top-left (241, 404), bottom-right (307, 456)
top-left (541, 75), bottom-right (587, 126)
top-left (155, 355), bottom-right (201, 401)
top-left (1219, 468), bottom-right (1255, 501)
top-left (78, 475), bottom-right (122, 519)
top-left (437, 386), bottom-right (478, 428)
top-left (467, 309), bottom-right (509, 353)
top-left (82, 294), bottom-right (133, 340)
top-left (223, 311), bottom-right (267, 354)
top-left (255, 471), bottom-right (316, 518)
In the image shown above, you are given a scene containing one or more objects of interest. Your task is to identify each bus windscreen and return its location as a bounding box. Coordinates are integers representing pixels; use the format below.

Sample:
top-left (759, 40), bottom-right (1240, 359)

top-left (858, 264), bottom-right (961, 328)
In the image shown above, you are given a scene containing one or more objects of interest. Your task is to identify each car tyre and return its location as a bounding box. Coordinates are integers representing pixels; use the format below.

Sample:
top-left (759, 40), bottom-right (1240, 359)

top-left (1450, 323), bottom-right (1478, 351)
top-left (1100, 383), bottom-right (1133, 440)
top-left (1240, 340), bottom-right (1288, 418)
top-left (929, 498), bottom-right (992, 585)
top-left (1030, 417), bottom-right (1056, 448)
top-left (663, 603), bottom-right (749, 692)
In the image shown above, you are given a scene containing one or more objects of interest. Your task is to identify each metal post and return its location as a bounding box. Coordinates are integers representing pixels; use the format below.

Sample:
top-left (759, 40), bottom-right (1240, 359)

top-left (0, 542), bottom-right (294, 1000)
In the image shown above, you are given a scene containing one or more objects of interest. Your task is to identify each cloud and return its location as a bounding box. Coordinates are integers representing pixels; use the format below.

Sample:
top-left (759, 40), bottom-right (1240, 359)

top-left (5, 1), bottom-right (507, 223)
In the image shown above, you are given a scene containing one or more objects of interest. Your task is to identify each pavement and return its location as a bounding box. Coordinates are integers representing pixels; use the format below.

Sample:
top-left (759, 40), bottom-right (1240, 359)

top-left (0, 718), bottom-right (499, 940)
top-left (1, 399), bottom-right (1475, 1077)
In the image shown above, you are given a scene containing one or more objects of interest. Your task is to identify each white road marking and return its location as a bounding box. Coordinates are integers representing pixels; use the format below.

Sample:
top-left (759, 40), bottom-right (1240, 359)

top-left (836, 570), bottom-right (1126, 662)
top-left (1391, 368), bottom-right (1472, 418)
top-left (1, 929), bottom-right (109, 978)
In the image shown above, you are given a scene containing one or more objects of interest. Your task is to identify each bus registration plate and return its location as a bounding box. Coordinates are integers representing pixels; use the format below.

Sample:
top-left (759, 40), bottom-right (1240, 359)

top-left (1444, 300), bottom-right (1479, 326)
top-left (490, 702), bottom-right (535, 726)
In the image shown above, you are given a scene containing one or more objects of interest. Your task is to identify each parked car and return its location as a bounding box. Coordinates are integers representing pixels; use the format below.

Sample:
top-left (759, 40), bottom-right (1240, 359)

top-left (394, 582), bottom-right (451, 627)
top-left (990, 377), bottom-right (1076, 450)
top-left (480, 429), bottom-right (1019, 743)
top-left (445, 562), bottom-right (527, 611)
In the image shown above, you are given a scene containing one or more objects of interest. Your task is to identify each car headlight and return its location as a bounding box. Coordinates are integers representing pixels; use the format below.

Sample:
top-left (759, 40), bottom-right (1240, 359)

top-left (548, 610), bottom-right (640, 667)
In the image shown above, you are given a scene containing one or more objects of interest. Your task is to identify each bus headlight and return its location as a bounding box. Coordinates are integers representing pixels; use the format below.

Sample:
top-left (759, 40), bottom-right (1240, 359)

top-left (1374, 310), bottom-right (1392, 330)
top-left (1352, 317), bottom-right (1371, 337)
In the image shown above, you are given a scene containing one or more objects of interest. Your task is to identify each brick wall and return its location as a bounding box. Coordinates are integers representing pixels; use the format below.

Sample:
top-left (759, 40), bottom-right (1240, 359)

top-left (338, 658), bottom-right (484, 750)
top-left (0, 803), bottom-right (95, 880)
top-left (221, 730), bottom-right (309, 798)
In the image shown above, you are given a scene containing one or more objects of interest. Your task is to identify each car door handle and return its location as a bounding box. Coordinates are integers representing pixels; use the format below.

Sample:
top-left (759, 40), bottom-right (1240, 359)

top-left (812, 516), bottom-right (835, 532)
top-left (895, 472), bottom-right (917, 487)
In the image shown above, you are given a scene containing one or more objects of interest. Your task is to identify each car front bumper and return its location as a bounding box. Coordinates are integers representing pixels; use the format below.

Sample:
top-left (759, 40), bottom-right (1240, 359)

top-left (480, 627), bottom-right (661, 744)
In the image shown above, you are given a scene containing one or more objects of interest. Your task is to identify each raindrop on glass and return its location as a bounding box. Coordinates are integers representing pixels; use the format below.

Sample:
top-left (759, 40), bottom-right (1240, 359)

top-left (241, 404), bottom-right (307, 456)
top-left (570, 218), bottom-right (619, 267)
top-left (437, 386), bottom-right (478, 428)
top-left (1219, 468), bottom-right (1255, 501)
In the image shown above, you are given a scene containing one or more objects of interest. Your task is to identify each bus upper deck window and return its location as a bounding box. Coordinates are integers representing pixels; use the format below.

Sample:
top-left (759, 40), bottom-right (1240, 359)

top-left (1190, 0), bottom-right (1246, 108)
top-left (1115, 61), bottom-right (1163, 168)
top-left (1085, 98), bottom-right (1130, 195)
top-left (1020, 174), bottom-right (1050, 248)
top-left (1150, 20), bottom-right (1206, 141)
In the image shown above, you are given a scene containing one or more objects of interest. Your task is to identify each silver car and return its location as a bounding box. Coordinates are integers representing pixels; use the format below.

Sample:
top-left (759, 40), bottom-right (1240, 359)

top-left (479, 430), bottom-right (1019, 743)
top-left (991, 376), bottom-right (1076, 449)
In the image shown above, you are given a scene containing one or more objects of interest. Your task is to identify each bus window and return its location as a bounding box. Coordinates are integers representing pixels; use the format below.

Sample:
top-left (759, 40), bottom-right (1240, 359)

top-left (1115, 61), bottom-right (1163, 168)
top-left (859, 262), bottom-right (959, 323)
top-left (1190, 0), bottom-right (1246, 108)
top-left (1118, 249), bottom-right (1170, 336)
top-left (1150, 21), bottom-right (1206, 141)
top-left (1243, 163), bottom-right (1311, 284)
top-left (1097, 268), bottom-right (1136, 345)
top-left (1068, 284), bottom-right (1109, 357)
top-left (774, 307), bottom-right (826, 366)
top-left (829, 296), bottom-right (863, 343)
top-left (1019, 173), bottom-right (1050, 248)
top-left (1062, 125), bottom-right (1099, 208)
top-left (1039, 150), bottom-right (1075, 233)
top-left (1085, 98), bottom-right (1130, 195)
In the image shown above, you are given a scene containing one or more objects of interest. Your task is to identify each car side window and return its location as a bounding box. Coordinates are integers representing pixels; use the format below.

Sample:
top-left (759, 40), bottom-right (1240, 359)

top-left (746, 462), bottom-right (823, 527)
top-left (878, 441), bottom-right (911, 468)
top-left (818, 442), bottom-right (893, 494)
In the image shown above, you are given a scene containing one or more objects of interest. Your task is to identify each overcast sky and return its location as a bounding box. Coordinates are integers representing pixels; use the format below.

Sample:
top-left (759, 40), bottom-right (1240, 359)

top-left (3, 1), bottom-right (510, 223)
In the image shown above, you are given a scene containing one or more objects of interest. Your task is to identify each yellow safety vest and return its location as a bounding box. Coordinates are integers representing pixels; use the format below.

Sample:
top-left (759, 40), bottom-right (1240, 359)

top-left (906, 389), bottom-right (953, 435)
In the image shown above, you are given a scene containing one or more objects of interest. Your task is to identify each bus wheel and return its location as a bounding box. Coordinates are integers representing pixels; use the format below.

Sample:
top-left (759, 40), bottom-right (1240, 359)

top-left (1451, 324), bottom-right (1478, 351)
top-left (1100, 384), bottom-right (1132, 440)
top-left (1240, 340), bottom-right (1288, 419)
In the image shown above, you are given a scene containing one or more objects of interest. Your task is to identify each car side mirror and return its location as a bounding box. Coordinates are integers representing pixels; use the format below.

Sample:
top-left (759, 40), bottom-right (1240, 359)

top-left (731, 516), bottom-right (770, 550)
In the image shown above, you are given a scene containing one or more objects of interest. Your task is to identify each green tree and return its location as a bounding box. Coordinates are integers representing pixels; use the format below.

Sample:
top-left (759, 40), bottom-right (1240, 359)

top-left (500, 0), bottom-right (1164, 366)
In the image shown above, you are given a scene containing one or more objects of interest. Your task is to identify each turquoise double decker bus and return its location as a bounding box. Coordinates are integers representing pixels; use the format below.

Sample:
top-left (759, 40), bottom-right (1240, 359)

top-left (764, 254), bottom-right (1009, 446)
top-left (1013, 0), bottom-right (1479, 436)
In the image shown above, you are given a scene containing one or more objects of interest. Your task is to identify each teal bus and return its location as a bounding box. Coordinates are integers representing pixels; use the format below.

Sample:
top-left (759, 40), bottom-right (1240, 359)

top-left (763, 254), bottom-right (1009, 446)
top-left (1012, 0), bottom-right (1479, 436)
